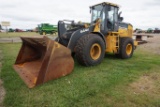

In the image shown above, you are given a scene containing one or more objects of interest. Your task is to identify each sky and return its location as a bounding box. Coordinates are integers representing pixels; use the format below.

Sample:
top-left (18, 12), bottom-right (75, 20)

top-left (0, 0), bottom-right (160, 30)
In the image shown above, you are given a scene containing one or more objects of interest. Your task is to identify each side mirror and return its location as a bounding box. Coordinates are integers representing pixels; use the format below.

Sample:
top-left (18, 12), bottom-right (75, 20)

top-left (119, 17), bottom-right (123, 22)
top-left (90, 7), bottom-right (95, 13)
top-left (118, 11), bottom-right (122, 17)
top-left (118, 11), bottom-right (123, 22)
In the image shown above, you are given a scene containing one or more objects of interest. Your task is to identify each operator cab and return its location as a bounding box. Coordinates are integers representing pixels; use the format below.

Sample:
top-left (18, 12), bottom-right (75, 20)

top-left (90, 2), bottom-right (119, 34)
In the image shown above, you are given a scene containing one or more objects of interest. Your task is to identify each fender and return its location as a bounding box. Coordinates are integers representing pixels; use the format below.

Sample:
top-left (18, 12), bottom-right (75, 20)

top-left (67, 26), bottom-right (107, 52)
top-left (67, 26), bottom-right (94, 52)
top-left (91, 32), bottom-right (106, 49)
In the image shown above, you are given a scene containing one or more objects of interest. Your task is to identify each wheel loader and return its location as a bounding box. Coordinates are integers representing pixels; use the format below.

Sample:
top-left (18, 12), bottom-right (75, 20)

top-left (13, 2), bottom-right (138, 88)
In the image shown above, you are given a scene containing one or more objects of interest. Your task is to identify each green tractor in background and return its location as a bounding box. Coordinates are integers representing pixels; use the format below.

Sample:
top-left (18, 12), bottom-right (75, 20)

top-left (38, 23), bottom-right (57, 35)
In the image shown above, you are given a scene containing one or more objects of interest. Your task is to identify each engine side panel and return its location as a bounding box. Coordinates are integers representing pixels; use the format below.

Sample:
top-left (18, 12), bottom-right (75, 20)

top-left (118, 23), bottom-right (133, 38)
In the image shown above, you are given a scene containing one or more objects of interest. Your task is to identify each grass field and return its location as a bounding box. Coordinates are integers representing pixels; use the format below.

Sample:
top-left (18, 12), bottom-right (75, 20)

top-left (0, 32), bottom-right (40, 38)
top-left (0, 32), bottom-right (57, 38)
top-left (0, 42), bottom-right (160, 107)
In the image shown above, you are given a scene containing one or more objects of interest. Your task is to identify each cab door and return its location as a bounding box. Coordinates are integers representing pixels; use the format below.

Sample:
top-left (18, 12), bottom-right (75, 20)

top-left (106, 5), bottom-right (118, 32)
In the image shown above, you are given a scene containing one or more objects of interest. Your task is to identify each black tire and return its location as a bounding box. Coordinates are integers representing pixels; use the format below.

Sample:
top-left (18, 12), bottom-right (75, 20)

top-left (75, 34), bottom-right (105, 66)
top-left (118, 37), bottom-right (134, 59)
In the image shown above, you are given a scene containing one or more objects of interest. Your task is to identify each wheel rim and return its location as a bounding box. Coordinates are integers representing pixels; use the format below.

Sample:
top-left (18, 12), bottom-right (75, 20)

top-left (126, 43), bottom-right (132, 55)
top-left (43, 32), bottom-right (45, 35)
top-left (90, 43), bottom-right (101, 60)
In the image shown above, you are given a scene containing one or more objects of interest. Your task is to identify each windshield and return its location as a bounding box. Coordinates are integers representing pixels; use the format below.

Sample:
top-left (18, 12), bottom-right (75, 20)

top-left (91, 5), bottom-right (104, 23)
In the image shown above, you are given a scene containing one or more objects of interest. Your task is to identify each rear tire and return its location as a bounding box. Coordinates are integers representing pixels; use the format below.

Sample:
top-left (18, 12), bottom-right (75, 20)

top-left (75, 34), bottom-right (105, 66)
top-left (118, 37), bottom-right (134, 59)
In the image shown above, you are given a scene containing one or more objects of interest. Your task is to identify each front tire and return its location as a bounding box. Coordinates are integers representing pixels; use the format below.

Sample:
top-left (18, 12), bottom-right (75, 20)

top-left (75, 34), bottom-right (105, 66)
top-left (119, 37), bottom-right (134, 59)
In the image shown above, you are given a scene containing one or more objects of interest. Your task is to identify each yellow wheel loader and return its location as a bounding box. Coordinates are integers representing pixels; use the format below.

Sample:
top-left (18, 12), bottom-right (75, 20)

top-left (13, 2), bottom-right (137, 88)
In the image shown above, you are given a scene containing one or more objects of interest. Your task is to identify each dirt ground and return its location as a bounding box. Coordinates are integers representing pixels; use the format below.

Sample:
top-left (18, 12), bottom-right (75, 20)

top-left (0, 50), bottom-right (5, 107)
top-left (138, 34), bottom-right (160, 54)
top-left (0, 79), bottom-right (5, 107)
top-left (128, 34), bottom-right (160, 99)
top-left (129, 72), bottom-right (160, 93)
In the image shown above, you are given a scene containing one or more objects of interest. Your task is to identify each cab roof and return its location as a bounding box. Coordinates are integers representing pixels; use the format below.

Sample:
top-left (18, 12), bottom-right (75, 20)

top-left (90, 2), bottom-right (120, 8)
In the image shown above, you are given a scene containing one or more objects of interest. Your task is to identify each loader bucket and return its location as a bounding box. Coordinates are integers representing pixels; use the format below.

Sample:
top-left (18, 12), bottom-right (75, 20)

top-left (13, 36), bottom-right (74, 88)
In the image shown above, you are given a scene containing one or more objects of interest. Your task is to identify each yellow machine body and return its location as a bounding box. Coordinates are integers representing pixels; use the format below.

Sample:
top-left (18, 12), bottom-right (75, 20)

top-left (93, 23), bottom-right (138, 54)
